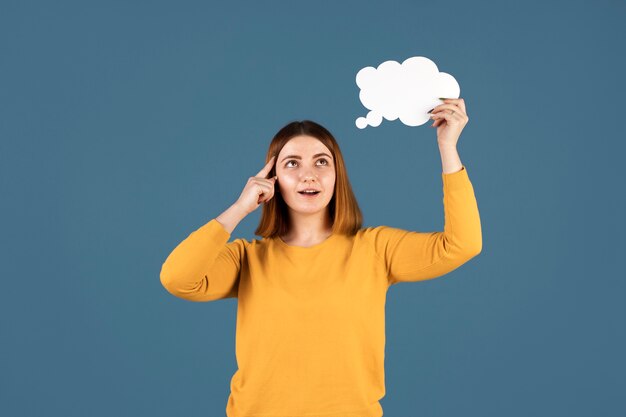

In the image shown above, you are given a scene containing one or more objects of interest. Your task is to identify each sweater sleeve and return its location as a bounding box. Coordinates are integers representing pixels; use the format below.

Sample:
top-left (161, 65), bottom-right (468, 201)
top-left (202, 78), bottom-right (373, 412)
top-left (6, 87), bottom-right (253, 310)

top-left (367, 165), bottom-right (482, 286)
top-left (160, 218), bottom-right (244, 302)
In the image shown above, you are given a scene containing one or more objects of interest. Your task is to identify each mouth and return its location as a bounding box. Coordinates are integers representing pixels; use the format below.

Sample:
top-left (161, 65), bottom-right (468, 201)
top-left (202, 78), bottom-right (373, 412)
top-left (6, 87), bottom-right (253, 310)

top-left (297, 191), bottom-right (321, 198)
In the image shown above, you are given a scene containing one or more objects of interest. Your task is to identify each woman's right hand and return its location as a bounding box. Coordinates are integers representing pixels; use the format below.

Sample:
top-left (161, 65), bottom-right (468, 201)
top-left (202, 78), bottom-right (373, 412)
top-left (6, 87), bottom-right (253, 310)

top-left (234, 156), bottom-right (278, 215)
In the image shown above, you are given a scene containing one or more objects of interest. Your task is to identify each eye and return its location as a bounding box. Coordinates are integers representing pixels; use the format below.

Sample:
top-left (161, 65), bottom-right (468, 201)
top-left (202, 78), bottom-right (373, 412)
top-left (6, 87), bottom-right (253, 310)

top-left (285, 158), bottom-right (330, 167)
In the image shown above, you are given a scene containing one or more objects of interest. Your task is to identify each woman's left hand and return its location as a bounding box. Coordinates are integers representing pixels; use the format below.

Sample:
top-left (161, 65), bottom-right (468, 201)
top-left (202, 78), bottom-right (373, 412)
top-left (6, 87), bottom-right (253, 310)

top-left (430, 98), bottom-right (469, 148)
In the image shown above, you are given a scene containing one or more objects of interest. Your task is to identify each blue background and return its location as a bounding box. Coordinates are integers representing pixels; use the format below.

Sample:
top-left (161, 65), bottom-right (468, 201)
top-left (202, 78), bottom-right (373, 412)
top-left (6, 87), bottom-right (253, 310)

top-left (1, 0), bottom-right (624, 416)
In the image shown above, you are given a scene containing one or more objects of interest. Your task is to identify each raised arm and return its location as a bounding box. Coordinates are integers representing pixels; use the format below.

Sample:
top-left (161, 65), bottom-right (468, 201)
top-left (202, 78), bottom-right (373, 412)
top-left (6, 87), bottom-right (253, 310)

top-left (367, 165), bottom-right (482, 286)
top-left (159, 205), bottom-right (247, 302)
top-left (160, 154), bottom-right (279, 301)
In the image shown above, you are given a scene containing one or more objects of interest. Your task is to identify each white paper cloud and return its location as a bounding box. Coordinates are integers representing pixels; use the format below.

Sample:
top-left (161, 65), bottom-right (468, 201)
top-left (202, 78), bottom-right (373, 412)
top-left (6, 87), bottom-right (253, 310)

top-left (355, 56), bottom-right (460, 129)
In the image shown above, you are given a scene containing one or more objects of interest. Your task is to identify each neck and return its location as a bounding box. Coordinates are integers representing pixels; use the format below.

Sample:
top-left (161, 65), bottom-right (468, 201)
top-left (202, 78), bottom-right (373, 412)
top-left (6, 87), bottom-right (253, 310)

top-left (283, 210), bottom-right (332, 242)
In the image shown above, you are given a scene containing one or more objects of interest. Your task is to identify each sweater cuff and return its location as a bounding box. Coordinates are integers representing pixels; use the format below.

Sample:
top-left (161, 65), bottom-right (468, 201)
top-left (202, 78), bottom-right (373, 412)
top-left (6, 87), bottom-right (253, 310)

top-left (442, 165), bottom-right (471, 190)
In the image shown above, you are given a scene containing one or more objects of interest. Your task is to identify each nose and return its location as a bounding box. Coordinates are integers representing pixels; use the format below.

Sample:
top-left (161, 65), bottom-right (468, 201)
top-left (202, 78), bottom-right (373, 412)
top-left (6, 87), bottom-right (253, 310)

top-left (301, 166), bottom-right (318, 179)
top-left (301, 171), bottom-right (318, 183)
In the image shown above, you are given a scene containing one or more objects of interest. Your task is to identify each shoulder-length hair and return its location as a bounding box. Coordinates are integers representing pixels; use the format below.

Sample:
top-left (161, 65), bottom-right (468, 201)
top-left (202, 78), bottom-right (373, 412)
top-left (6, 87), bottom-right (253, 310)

top-left (255, 120), bottom-right (363, 239)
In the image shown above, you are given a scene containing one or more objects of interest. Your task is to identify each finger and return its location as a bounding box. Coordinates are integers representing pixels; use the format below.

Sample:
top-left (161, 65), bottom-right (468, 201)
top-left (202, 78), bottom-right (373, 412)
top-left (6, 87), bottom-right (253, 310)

top-left (257, 184), bottom-right (274, 203)
top-left (432, 114), bottom-right (447, 127)
top-left (258, 177), bottom-right (277, 188)
top-left (256, 174), bottom-right (277, 184)
top-left (254, 179), bottom-right (274, 192)
top-left (428, 103), bottom-right (463, 116)
top-left (261, 191), bottom-right (275, 204)
top-left (250, 176), bottom-right (277, 191)
top-left (255, 155), bottom-right (277, 179)
top-left (431, 110), bottom-right (463, 125)
top-left (439, 97), bottom-right (466, 114)
top-left (256, 182), bottom-right (271, 198)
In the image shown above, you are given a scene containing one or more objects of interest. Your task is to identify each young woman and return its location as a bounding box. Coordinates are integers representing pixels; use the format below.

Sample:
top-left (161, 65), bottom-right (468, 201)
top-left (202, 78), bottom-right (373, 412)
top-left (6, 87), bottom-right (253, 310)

top-left (160, 98), bottom-right (482, 417)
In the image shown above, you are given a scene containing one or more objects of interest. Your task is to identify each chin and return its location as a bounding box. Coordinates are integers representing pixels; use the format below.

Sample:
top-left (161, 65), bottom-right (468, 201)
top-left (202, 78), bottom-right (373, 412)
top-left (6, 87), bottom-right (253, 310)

top-left (288, 201), bottom-right (330, 214)
top-left (295, 206), bottom-right (325, 213)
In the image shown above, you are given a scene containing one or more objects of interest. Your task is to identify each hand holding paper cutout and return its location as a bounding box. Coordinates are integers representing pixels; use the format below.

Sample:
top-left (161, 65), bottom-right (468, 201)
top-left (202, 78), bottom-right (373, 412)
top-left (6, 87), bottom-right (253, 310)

top-left (429, 97), bottom-right (469, 148)
top-left (355, 56), bottom-right (460, 129)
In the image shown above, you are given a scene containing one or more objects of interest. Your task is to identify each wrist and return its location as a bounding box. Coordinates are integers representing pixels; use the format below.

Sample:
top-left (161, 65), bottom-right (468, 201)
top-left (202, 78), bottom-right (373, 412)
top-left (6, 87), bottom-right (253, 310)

top-left (437, 142), bottom-right (457, 151)
top-left (230, 202), bottom-right (250, 218)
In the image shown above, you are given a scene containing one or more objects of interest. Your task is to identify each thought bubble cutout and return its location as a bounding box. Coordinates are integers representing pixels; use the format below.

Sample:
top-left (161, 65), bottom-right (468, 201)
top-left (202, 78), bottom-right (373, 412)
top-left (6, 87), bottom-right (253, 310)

top-left (355, 56), bottom-right (460, 129)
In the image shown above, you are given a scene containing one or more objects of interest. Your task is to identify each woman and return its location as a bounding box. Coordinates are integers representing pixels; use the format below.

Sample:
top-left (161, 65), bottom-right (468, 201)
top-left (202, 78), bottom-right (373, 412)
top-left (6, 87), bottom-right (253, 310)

top-left (160, 98), bottom-right (482, 417)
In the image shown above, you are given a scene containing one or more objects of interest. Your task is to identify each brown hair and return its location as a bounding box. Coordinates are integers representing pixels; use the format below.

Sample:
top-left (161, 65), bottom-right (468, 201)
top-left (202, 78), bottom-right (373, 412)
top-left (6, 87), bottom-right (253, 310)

top-left (254, 120), bottom-right (363, 239)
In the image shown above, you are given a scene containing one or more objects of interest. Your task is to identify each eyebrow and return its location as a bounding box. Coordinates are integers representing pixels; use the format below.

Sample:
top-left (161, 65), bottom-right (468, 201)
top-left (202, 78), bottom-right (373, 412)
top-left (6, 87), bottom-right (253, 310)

top-left (280, 153), bottom-right (333, 163)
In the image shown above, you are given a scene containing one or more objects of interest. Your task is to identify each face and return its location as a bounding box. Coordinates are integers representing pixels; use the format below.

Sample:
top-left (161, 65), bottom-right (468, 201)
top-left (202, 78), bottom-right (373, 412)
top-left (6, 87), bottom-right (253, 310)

top-left (275, 135), bottom-right (336, 216)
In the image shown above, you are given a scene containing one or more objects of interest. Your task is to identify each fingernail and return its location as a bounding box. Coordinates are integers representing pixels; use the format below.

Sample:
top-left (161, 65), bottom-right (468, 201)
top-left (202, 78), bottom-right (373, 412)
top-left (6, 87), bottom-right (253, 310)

top-left (438, 97), bottom-right (447, 100)
top-left (427, 108), bottom-right (434, 113)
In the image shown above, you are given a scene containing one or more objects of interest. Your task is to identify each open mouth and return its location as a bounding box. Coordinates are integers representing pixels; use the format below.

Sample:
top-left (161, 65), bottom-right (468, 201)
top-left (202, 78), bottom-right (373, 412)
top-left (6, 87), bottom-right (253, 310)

top-left (298, 191), bottom-right (320, 197)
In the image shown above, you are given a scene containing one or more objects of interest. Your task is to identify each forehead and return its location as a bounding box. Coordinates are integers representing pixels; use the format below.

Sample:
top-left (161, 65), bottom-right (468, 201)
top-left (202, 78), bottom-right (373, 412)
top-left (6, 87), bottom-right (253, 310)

top-left (279, 135), bottom-right (330, 154)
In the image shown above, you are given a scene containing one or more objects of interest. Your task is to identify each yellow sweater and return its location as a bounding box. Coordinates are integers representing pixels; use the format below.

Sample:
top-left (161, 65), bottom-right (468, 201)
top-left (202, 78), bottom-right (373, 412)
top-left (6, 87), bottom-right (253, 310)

top-left (160, 165), bottom-right (482, 417)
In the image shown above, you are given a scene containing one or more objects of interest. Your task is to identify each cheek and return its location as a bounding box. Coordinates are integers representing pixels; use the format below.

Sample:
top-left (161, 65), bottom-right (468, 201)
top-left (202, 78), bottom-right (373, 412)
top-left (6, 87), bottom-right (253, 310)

top-left (276, 172), bottom-right (297, 190)
top-left (277, 170), bottom-right (294, 181)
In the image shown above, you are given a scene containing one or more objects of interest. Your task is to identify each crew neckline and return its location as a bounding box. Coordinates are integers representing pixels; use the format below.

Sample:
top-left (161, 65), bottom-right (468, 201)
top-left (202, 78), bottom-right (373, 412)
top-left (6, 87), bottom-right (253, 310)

top-left (275, 232), bottom-right (338, 250)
